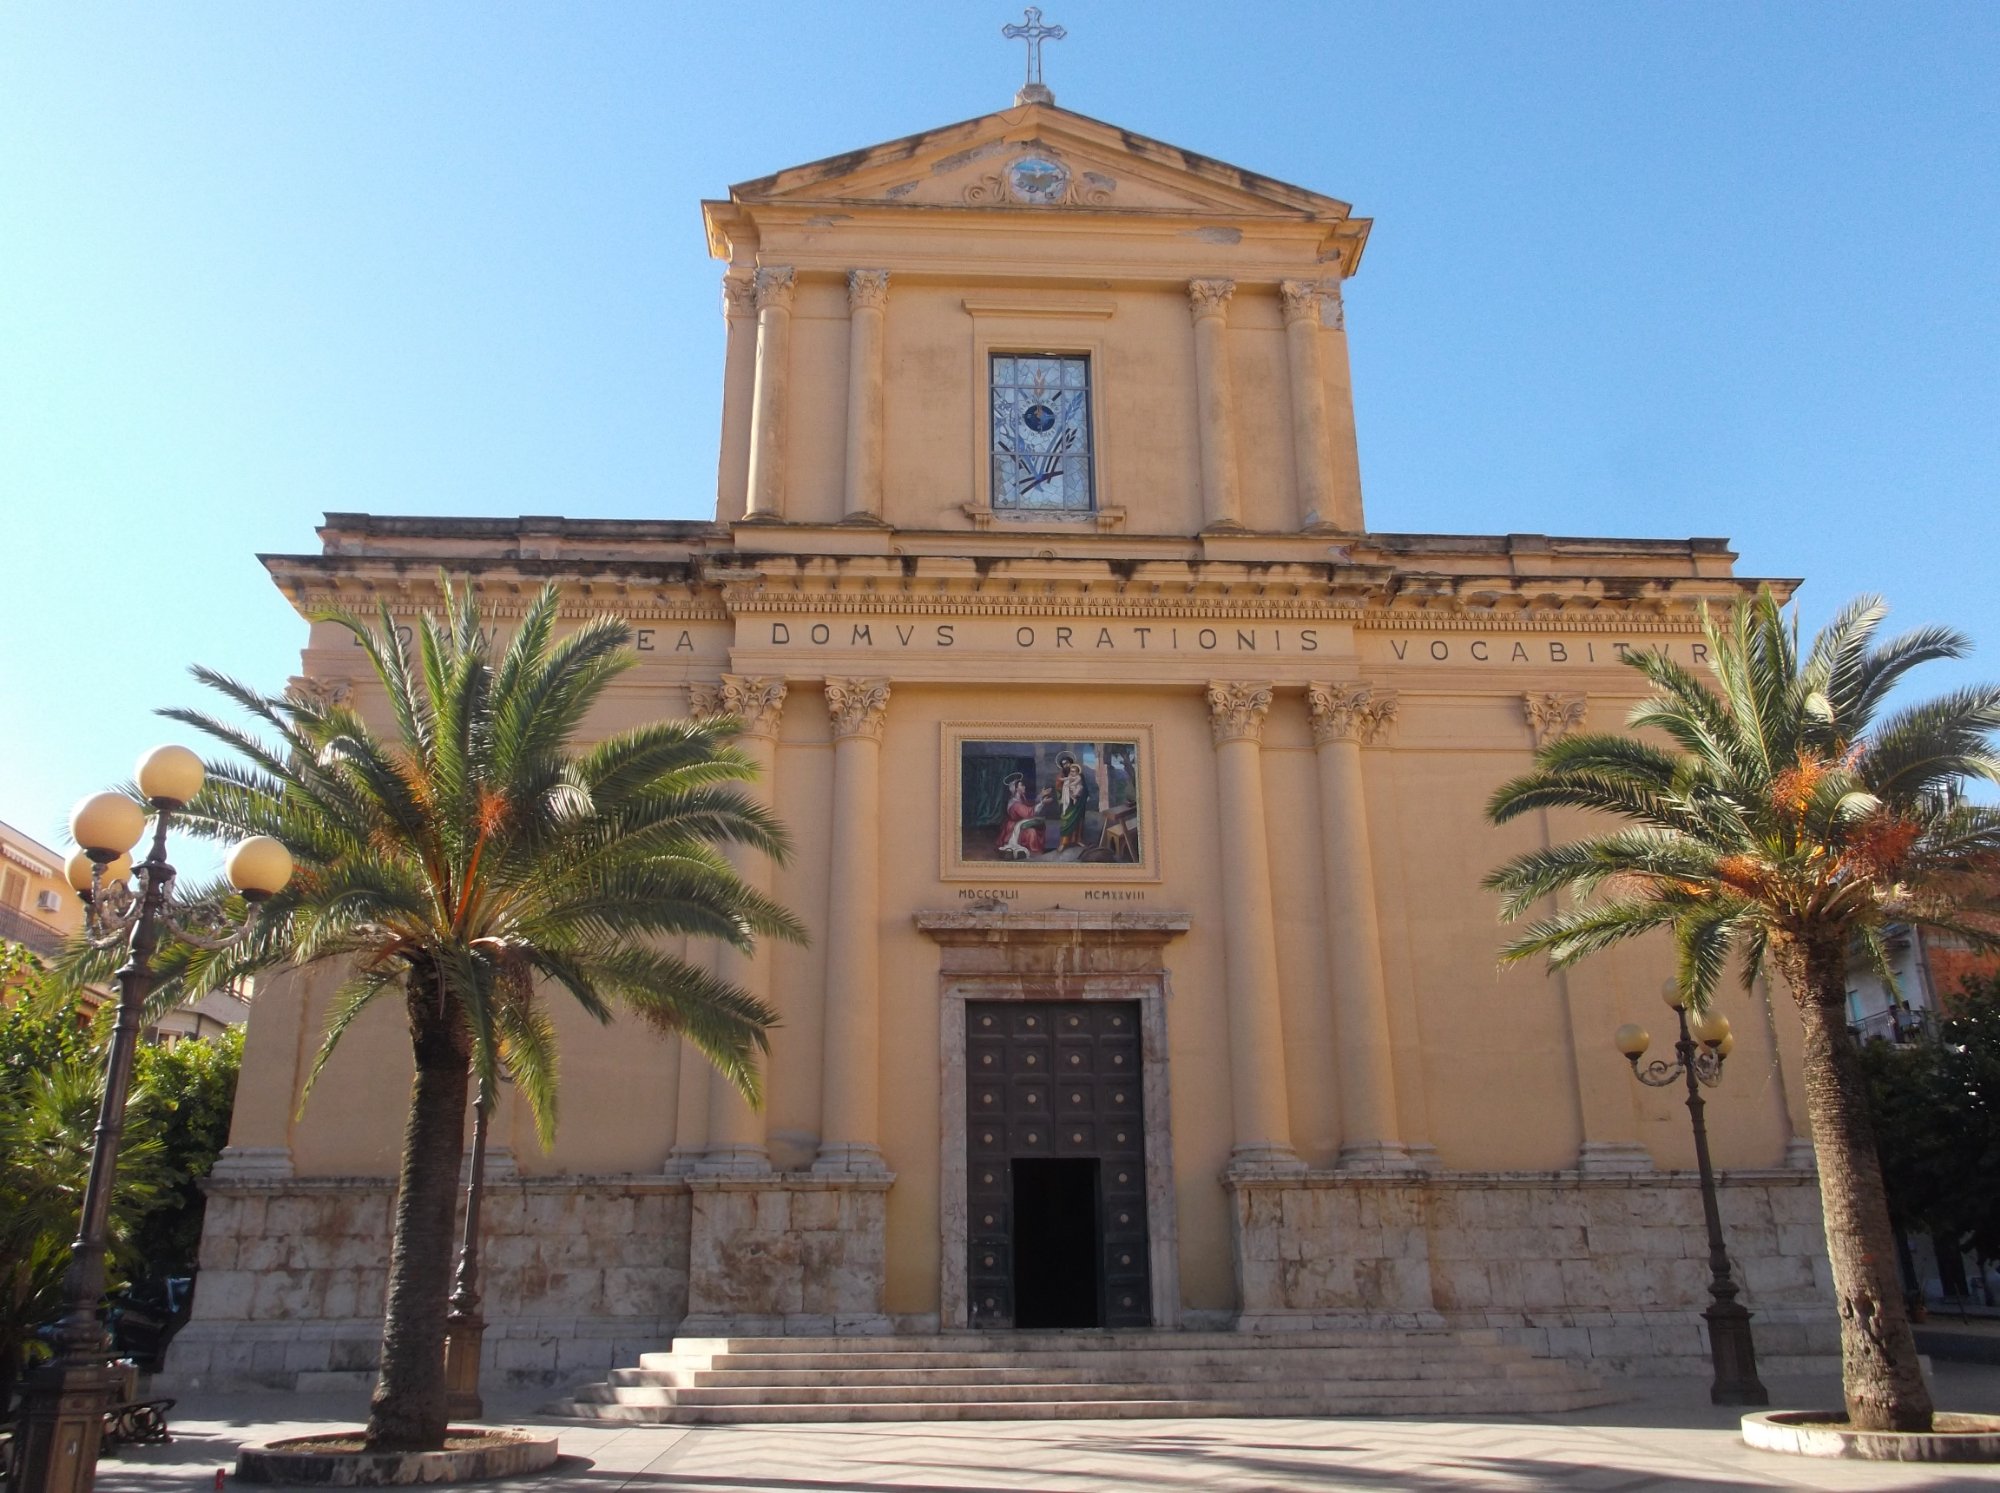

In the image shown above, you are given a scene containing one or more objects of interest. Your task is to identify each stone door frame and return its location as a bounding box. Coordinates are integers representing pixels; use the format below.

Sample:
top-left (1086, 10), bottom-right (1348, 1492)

top-left (917, 910), bottom-right (1188, 1332)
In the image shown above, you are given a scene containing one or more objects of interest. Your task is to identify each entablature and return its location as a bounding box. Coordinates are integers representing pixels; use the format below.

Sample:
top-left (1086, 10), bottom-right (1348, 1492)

top-left (265, 546), bottom-right (1788, 635)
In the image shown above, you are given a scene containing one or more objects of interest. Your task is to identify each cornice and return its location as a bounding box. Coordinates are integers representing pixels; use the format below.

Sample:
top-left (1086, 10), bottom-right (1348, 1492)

top-left (717, 585), bottom-right (1375, 621)
top-left (720, 101), bottom-right (1359, 222)
top-left (264, 565), bottom-right (729, 624)
top-left (1356, 610), bottom-right (1707, 634)
top-left (264, 549), bottom-right (1756, 632)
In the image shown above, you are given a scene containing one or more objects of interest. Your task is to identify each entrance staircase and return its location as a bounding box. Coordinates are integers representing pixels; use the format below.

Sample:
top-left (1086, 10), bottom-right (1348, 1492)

top-left (550, 1329), bottom-right (1617, 1423)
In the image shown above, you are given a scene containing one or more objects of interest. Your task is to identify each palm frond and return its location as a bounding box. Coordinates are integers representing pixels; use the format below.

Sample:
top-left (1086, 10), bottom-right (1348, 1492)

top-left (1483, 829), bottom-right (1719, 920)
top-left (1496, 896), bottom-right (1686, 969)
top-left (1847, 624), bottom-right (1971, 725)
top-left (161, 573), bottom-right (794, 1148)
top-left (300, 965), bottom-right (403, 1110)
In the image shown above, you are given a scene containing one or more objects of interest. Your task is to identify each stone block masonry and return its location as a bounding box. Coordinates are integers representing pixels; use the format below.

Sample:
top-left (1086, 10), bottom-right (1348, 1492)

top-left (1228, 1169), bottom-right (1839, 1376)
top-left (165, 1177), bottom-right (691, 1391)
top-left (168, 1168), bottom-right (1837, 1391)
top-left (682, 1175), bottom-right (893, 1335)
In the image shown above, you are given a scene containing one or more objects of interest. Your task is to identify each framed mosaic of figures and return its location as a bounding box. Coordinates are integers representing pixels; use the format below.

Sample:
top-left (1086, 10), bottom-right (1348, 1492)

top-left (942, 724), bottom-right (1158, 881)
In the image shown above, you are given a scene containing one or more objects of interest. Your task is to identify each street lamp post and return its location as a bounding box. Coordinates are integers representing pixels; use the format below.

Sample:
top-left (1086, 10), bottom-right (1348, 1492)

top-left (443, 1071), bottom-right (495, 1422)
top-left (1615, 983), bottom-right (1770, 1407)
top-left (9, 747), bottom-right (292, 1493)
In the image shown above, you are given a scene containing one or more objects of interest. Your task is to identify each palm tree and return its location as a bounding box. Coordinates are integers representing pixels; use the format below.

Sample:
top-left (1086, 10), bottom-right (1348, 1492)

top-left (1484, 589), bottom-right (2000, 1433)
top-left (145, 580), bottom-right (801, 1450)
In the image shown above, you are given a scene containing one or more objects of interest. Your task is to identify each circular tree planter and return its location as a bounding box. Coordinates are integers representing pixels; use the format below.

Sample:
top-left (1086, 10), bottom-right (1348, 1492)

top-left (236, 1429), bottom-right (559, 1486)
top-left (1743, 1410), bottom-right (2000, 1463)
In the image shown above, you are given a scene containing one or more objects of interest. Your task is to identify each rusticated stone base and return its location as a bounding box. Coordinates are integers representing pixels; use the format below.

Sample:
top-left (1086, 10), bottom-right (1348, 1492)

top-left (167, 1176), bottom-right (691, 1391)
top-left (1227, 1169), bottom-right (1840, 1374)
top-left (682, 1174), bottom-right (893, 1334)
top-left (178, 1165), bottom-right (1839, 1390)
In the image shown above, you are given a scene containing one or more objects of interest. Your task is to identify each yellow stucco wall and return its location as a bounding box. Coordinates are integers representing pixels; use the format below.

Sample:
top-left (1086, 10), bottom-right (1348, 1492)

top-left (224, 98), bottom-right (1806, 1326)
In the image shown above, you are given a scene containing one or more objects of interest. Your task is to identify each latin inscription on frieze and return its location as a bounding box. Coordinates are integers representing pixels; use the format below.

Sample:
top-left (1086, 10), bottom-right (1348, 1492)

top-left (1379, 637), bottom-right (1711, 665)
top-left (756, 619), bottom-right (1711, 665)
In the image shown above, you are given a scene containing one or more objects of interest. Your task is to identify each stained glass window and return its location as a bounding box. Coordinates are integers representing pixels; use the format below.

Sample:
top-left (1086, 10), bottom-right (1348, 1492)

top-left (991, 354), bottom-right (1094, 513)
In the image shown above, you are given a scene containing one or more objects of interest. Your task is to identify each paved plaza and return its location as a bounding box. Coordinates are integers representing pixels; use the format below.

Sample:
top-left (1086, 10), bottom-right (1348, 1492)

top-left (91, 1365), bottom-right (2000, 1492)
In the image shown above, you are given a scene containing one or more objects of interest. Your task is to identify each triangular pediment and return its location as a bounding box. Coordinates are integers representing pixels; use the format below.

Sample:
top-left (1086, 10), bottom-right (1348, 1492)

top-left (726, 103), bottom-right (1356, 224)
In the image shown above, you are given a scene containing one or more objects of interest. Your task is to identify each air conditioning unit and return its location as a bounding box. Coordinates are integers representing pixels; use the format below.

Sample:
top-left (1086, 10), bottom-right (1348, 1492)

top-left (35, 889), bottom-right (62, 913)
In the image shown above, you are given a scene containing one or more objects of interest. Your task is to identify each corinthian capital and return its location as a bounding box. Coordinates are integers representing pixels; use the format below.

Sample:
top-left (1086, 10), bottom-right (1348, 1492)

top-left (753, 265), bottom-right (796, 313)
top-left (286, 675), bottom-right (353, 710)
top-left (721, 269), bottom-right (757, 319)
top-left (847, 269), bottom-right (890, 311)
top-left (691, 675), bottom-right (789, 738)
top-left (1206, 681), bottom-right (1274, 745)
top-left (1279, 279), bottom-right (1322, 327)
top-left (825, 677), bottom-right (891, 741)
top-left (1522, 691), bottom-right (1587, 748)
top-left (1187, 278), bottom-right (1235, 319)
top-left (1307, 683), bottom-right (1399, 746)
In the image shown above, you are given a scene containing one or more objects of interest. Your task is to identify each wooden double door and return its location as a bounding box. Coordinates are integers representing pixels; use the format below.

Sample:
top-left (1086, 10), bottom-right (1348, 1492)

top-left (965, 999), bottom-right (1151, 1329)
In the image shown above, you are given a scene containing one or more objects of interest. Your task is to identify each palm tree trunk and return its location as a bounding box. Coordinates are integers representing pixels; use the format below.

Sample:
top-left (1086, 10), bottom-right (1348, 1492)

top-left (1784, 938), bottom-right (1933, 1432)
top-left (365, 961), bottom-right (471, 1451)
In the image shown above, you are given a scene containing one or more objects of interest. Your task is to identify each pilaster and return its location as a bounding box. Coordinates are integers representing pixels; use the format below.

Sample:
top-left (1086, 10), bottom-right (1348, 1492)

top-left (663, 1041), bottom-right (709, 1177)
top-left (717, 269), bottom-right (758, 521)
top-left (744, 266), bottom-right (795, 522)
top-left (1280, 280), bottom-right (1335, 531)
top-left (1520, 693), bottom-right (1655, 1174)
top-left (815, 678), bottom-right (892, 1179)
top-left (842, 270), bottom-right (890, 524)
top-left (210, 962), bottom-right (314, 1181)
top-left (1205, 681), bottom-right (1303, 1176)
top-left (1306, 682), bottom-right (1415, 1173)
top-left (1187, 278), bottom-right (1243, 532)
top-left (692, 675), bottom-right (788, 1176)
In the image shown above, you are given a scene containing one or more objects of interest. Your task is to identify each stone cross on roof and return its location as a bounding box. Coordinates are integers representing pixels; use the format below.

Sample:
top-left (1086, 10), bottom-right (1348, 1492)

top-left (1001, 7), bottom-right (1065, 106)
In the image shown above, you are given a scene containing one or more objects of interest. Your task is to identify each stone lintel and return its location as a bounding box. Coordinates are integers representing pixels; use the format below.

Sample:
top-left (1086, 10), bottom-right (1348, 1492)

top-left (917, 910), bottom-right (1191, 981)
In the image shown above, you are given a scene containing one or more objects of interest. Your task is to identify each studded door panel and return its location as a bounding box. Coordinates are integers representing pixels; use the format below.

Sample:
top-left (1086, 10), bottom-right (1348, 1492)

top-left (966, 1000), bottom-right (1151, 1328)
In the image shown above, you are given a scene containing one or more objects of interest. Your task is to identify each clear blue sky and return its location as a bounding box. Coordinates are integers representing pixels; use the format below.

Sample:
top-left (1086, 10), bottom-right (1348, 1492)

top-left (3, 2), bottom-right (1996, 858)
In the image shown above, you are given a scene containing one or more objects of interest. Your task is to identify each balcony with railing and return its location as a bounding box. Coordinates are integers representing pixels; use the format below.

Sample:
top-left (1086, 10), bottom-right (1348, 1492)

top-left (0, 901), bottom-right (68, 958)
top-left (1850, 1003), bottom-right (1929, 1045)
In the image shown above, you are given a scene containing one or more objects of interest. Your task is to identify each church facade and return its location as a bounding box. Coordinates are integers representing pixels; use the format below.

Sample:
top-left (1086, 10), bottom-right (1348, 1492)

top-left (171, 97), bottom-right (1838, 1391)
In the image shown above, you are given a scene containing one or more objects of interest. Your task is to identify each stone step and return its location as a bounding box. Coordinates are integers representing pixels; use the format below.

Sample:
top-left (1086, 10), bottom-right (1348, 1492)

top-left (554, 1327), bottom-right (1612, 1425)
top-left (556, 1387), bottom-right (1622, 1425)
top-left (637, 1342), bottom-right (1532, 1372)
top-left (665, 1329), bottom-right (1505, 1355)
top-left (573, 1372), bottom-right (1598, 1408)
top-left (604, 1358), bottom-right (1581, 1390)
